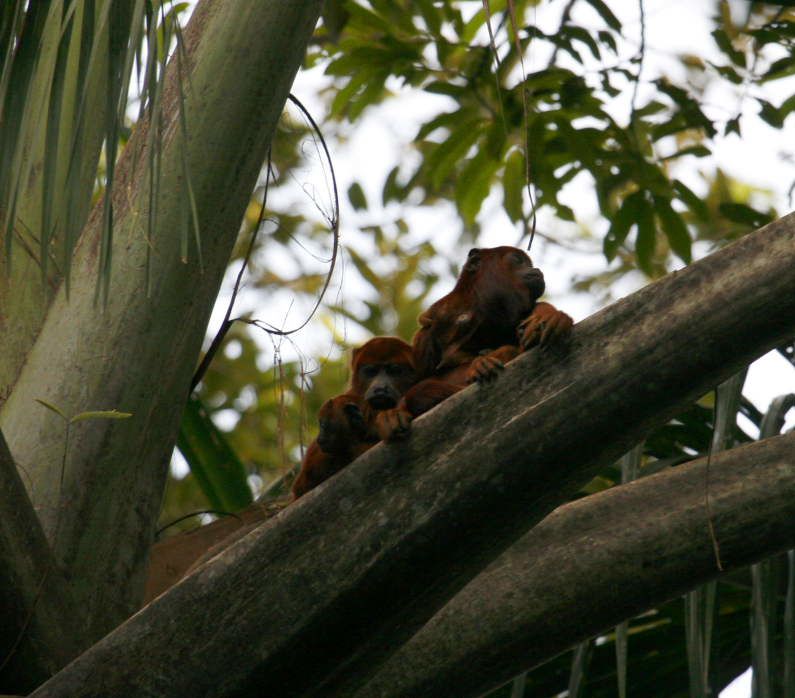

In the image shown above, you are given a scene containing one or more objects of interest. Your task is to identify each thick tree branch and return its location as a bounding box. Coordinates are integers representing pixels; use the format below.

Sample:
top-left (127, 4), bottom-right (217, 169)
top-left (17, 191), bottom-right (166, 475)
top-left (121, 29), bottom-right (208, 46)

top-left (144, 498), bottom-right (286, 603)
top-left (0, 431), bottom-right (82, 693)
top-left (0, 0), bottom-right (322, 643)
top-left (359, 431), bottom-right (795, 698)
top-left (29, 215), bottom-right (795, 697)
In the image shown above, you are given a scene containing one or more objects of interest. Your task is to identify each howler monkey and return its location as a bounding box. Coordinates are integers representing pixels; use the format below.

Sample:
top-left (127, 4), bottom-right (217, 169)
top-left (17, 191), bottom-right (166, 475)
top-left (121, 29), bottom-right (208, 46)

top-left (291, 337), bottom-right (419, 498)
top-left (376, 246), bottom-right (573, 440)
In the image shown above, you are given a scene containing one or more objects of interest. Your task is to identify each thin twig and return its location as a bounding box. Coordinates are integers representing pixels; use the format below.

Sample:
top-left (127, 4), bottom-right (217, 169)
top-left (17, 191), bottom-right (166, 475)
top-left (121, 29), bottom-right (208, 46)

top-left (155, 509), bottom-right (240, 538)
top-left (629, 0), bottom-right (646, 138)
top-left (190, 150), bottom-right (273, 391)
top-left (190, 93), bottom-right (341, 387)
top-left (481, 0), bottom-right (507, 133)
top-left (261, 93), bottom-right (340, 336)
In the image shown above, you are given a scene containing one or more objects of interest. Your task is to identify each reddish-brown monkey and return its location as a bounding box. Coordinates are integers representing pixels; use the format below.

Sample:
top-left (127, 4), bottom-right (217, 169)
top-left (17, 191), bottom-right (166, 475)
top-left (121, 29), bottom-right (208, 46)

top-left (291, 336), bottom-right (419, 499)
top-left (376, 246), bottom-right (572, 440)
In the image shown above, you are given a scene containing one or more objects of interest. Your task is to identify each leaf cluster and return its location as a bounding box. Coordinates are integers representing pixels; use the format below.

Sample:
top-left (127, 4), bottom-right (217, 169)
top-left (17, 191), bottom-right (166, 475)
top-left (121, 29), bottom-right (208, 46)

top-left (313, 0), bottom-right (790, 276)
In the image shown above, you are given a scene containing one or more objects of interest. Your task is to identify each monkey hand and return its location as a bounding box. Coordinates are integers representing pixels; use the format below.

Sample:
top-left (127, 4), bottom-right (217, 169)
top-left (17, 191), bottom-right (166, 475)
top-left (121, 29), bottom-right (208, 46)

top-left (466, 345), bottom-right (521, 383)
top-left (375, 406), bottom-right (413, 442)
top-left (466, 354), bottom-right (505, 383)
top-left (519, 302), bottom-right (573, 350)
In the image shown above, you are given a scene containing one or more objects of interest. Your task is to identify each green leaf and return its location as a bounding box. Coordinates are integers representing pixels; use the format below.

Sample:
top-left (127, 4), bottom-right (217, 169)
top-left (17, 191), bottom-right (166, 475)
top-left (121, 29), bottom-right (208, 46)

top-left (761, 55), bottom-right (795, 83)
top-left (719, 203), bottom-right (774, 229)
top-left (654, 79), bottom-right (717, 138)
top-left (685, 582), bottom-right (717, 698)
top-left (424, 80), bottom-right (467, 98)
top-left (616, 621), bottom-right (628, 698)
top-left (415, 0), bottom-right (441, 35)
top-left (779, 93), bottom-right (795, 119)
top-left (35, 398), bottom-right (68, 421)
top-left (321, 0), bottom-right (350, 41)
top-left (344, 2), bottom-right (393, 36)
top-left (177, 396), bottom-right (253, 512)
top-left (673, 179), bottom-right (709, 222)
top-left (751, 558), bottom-right (777, 698)
top-left (604, 191), bottom-right (643, 262)
top-left (347, 246), bottom-right (382, 289)
top-left (503, 148), bottom-right (526, 223)
top-left (382, 166), bottom-right (401, 205)
top-left (425, 115), bottom-right (484, 189)
top-left (711, 29), bottom-right (745, 68)
top-left (70, 410), bottom-right (133, 423)
top-left (724, 115), bottom-right (741, 137)
top-left (347, 70), bottom-right (389, 121)
top-left (416, 109), bottom-right (469, 140)
top-left (554, 202), bottom-right (576, 222)
top-left (751, 20), bottom-right (795, 46)
top-left (329, 66), bottom-right (372, 118)
top-left (455, 149), bottom-right (499, 226)
top-left (654, 197), bottom-right (692, 263)
top-left (584, 0), bottom-right (622, 32)
top-left (565, 26), bottom-right (602, 61)
top-left (347, 181), bottom-right (367, 211)
top-left (757, 98), bottom-right (783, 128)
top-left (369, 0), bottom-right (417, 34)
top-left (661, 145), bottom-right (711, 161)
top-left (597, 30), bottom-right (618, 54)
top-left (633, 100), bottom-right (666, 118)
top-left (635, 194), bottom-right (656, 275)
top-left (785, 551), bottom-right (795, 697)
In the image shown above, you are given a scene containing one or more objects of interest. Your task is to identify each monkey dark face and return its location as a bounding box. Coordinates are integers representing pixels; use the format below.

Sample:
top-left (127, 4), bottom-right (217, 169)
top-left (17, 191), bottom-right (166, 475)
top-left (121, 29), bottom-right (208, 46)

top-left (360, 363), bottom-right (416, 410)
top-left (349, 337), bottom-right (417, 411)
top-left (458, 247), bottom-right (546, 326)
top-left (520, 259), bottom-right (545, 300)
top-left (464, 247), bottom-right (545, 302)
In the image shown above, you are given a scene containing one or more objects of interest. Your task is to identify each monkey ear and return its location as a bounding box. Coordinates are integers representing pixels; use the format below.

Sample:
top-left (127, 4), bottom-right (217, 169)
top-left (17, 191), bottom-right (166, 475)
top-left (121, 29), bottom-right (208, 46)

top-left (418, 309), bottom-right (434, 328)
top-left (464, 248), bottom-right (481, 273)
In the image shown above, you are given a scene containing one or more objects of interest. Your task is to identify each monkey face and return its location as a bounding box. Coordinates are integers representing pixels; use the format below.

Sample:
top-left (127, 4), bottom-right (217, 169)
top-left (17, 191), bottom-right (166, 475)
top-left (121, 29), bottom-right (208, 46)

top-left (361, 363), bottom-right (416, 410)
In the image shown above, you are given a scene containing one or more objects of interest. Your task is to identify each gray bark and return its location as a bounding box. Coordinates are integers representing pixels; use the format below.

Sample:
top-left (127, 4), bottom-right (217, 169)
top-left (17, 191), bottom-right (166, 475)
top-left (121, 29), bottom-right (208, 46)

top-left (28, 214), bottom-right (795, 697)
top-left (358, 431), bottom-right (795, 698)
top-left (0, 431), bottom-right (83, 693)
top-left (0, 0), bottom-right (322, 643)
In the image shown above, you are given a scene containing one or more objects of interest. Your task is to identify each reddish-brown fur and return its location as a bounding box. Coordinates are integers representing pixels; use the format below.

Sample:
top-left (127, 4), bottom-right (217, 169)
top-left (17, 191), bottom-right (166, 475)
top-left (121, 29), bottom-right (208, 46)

top-left (376, 247), bottom-right (573, 441)
top-left (291, 337), bottom-right (417, 499)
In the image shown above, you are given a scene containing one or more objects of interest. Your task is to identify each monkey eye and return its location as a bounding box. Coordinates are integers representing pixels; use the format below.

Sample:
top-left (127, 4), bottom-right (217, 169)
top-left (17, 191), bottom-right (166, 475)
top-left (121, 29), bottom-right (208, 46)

top-left (360, 365), bottom-right (378, 379)
top-left (386, 363), bottom-right (407, 375)
top-left (511, 251), bottom-right (529, 266)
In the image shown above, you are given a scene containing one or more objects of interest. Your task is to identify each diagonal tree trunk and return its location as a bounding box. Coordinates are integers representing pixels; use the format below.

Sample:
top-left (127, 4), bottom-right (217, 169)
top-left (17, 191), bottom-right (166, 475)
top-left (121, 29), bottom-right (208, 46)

top-left (357, 431), bottom-right (795, 698)
top-left (0, 430), bottom-right (83, 693)
top-left (26, 213), bottom-right (795, 697)
top-left (0, 0), bottom-right (322, 645)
